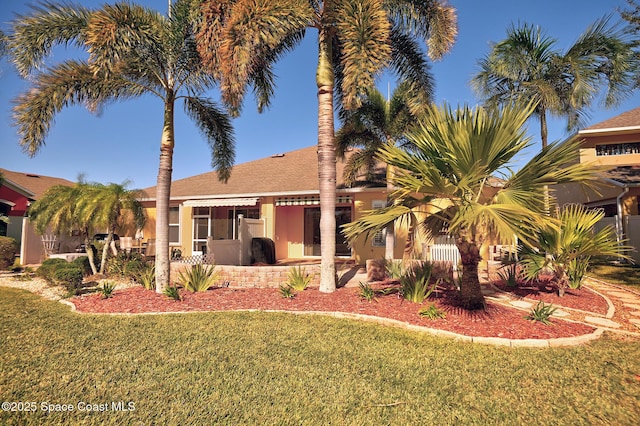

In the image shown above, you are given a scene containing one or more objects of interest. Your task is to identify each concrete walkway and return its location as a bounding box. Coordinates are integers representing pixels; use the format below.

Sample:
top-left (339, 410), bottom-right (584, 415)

top-left (481, 276), bottom-right (640, 337)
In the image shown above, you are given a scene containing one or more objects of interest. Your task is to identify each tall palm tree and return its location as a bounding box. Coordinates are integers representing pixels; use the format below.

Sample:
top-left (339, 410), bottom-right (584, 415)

top-left (9, 0), bottom-right (235, 292)
top-left (343, 101), bottom-right (599, 309)
top-left (472, 16), bottom-right (638, 148)
top-left (77, 181), bottom-right (146, 274)
top-left (620, 0), bottom-right (640, 87)
top-left (336, 82), bottom-right (423, 260)
top-left (28, 180), bottom-right (99, 274)
top-left (195, 0), bottom-right (457, 292)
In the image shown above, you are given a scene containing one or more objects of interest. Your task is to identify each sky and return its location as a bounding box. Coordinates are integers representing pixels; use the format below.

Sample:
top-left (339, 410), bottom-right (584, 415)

top-left (1, 0), bottom-right (639, 190)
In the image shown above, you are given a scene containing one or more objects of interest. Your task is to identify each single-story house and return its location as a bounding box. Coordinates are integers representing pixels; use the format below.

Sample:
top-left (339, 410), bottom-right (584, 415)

top-left (555, 107), bottom-right (640, 263)
top-left (138, 145), bottom-right (409, 265)
top-left (0, 168), bottom-right (74, 264)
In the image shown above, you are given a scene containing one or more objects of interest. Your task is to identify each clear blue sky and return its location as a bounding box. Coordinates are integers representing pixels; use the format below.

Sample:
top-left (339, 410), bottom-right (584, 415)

top-left (1, 0), bottom-right (639, 190)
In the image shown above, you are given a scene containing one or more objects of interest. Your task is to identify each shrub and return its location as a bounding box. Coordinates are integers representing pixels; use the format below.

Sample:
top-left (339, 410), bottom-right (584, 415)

top-left (99, 281), bottom-right (117, 299)
top-left (52, 265), bottom-right (84, 295)
top-left (286, 266), bottom-right (313, 291)
top-left (524, 301), bottom-right (557, 325)
top-left (400, 261), bottom-right (435, 303)
top-left (72, 256), bottom-right (93, 276)
top-left (418, 304), bottom-right (447, 319)
top-left (358, 282), bottom-right (377, 302)
top-left (36, 258), bottom-right (69, 282)
top-left (385, 259), bottom-right (405, 280)
top-left (138, 264), bottom-right (156, 290)
top-left (497, 262), bottom-right (521, 288)
top-left (278, 284), bottom-right (295, 299)
top-left (0, 236), bottom-right (18, 270)
top-left (177, 264), bottom-right (219, 292)
top-left (163, 284), bottom-right (182, 301)
top-left (106, 252), bottom-right (145, 279)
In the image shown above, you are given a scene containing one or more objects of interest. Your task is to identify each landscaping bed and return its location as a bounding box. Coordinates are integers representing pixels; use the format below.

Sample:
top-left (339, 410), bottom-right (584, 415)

top-left (71, 283), bottom-right (598, 340)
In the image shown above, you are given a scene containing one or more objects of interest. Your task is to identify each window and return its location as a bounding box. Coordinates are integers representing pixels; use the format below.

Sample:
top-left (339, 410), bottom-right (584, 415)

top-left (595, 142), bottom-right (640, 156)
top-left (169, 206), bottom-right (180, 244)
top-left (371, 200), bottom-right (386, 247)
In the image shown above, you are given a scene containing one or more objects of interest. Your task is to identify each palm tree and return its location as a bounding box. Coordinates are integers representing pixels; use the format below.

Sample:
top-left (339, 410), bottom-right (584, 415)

top-left (336, 82), bottom-right (424, 260)
top-left (76, 181), bottom-right (146, 274)
top-left (195, 0), bottom-right (458, 292)
top-left (28, 180), bottom-right (99, 274)
top-left (343, 101), bottom-right (599, 309)
top-left (620, 0), bottom-right (640, 87)
top-left (9, 0), bottom-right (235, 293)
top-left (519, 204), bottom-right (629, 297)
top-left (472, 16), bottom-right (638, 148)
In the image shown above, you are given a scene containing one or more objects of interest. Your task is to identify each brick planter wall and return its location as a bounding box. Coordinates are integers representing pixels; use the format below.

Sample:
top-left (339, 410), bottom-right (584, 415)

top-left (170, 262), bottom-right (321, 288)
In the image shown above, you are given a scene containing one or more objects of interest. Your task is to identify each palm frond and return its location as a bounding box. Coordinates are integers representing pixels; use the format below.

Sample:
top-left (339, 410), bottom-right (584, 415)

top-left (183, 97), bottom-right (236, 183)
top-left (12, 60), bottom-right (140, 156)
top-left (9, 1), bottom-right (91, 77)
top-left (333, 0), bottom-right (392, 108)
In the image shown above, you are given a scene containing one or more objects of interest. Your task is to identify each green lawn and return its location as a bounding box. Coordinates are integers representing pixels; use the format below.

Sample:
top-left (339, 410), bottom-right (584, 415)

top-left (588, 263), bottom-right (640, 289)
top-left (1, 286), bottom-right (640, 425)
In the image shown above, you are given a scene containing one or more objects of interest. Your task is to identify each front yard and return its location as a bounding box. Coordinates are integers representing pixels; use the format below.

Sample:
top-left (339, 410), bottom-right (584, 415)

top-left (1, 286), bottom-right (639, 425)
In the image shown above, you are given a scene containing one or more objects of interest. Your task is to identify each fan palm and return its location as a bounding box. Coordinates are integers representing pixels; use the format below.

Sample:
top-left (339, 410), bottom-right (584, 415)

top-left (472, 16), bottom-right (638, 148)
top-left (336, 82), bottom-right (424, 260)
top-left (195, 0), bottom-right (457, 292)
top-left (9, 0), bottom-right (235, 292)
top-left (519, 204), bottom-right (629, 297)
top-left (343, 101), bottom-right (600, 309)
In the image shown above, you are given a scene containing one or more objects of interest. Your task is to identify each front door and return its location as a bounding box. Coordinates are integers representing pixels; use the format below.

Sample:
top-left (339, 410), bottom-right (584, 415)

top-left (303, 206), bottom-right (352, 256)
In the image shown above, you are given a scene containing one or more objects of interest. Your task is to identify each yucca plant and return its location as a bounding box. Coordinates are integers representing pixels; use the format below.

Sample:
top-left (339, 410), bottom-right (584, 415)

top-left (139, 265), bottom-right (156, 291)
top-left (99, 281), bottom-right (116, 299)
top-left (385, 259), bottom-right (405, 280)
top-left (177, 264), bottom-right (219, 293)
top-left (497, 262), bottom-right (521, 288)
top-left (358, 282), bottom-right (377, 302)
top-left (524, 301), bottom-right (557, 325)
top-left (278, 284), bottom-right (296, 299)
top-left (286, 266), bottom-right (313, 291)
top-left (418, 304), bottom-right (446, 319)
top-left (400, 261), bottom-right (435, 303)
top-left (163, 284), bottom-right (182, 301)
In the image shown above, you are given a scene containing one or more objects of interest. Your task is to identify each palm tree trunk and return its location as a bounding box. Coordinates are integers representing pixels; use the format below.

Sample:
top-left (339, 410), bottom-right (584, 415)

top-left (82, 227), bottom-right (97, 275)
top-left (317, 29), bottom-right (336, 293)
top-left (456, 238), bottom-right (485, 310)
top-left (385, 166), bottom-right (395, 260)
top-left (155, 94), bottom-right (175, 293)
top-left (539, 107), bottom-right (548, 149)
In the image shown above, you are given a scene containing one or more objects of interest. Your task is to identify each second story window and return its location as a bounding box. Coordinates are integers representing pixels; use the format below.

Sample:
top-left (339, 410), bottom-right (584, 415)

top-left (595, 142), bottom-right (640, 156)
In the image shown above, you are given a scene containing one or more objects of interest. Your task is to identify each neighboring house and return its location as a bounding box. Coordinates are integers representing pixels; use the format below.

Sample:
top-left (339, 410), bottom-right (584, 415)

top-left (139, 145), bottom-right (407, 265)
top-left (556, 107), bottom-right (640, 263)
top-left (0, 168), bottom-right (74, 264)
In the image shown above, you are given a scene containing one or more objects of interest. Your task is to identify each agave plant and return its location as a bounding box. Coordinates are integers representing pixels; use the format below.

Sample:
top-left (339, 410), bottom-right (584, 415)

top-left (177, 264), bottom-right (219, 293)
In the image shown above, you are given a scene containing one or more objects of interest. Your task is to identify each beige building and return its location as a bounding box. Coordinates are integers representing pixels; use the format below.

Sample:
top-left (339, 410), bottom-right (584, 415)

top-left (556, 107), bottom-right (640, 262)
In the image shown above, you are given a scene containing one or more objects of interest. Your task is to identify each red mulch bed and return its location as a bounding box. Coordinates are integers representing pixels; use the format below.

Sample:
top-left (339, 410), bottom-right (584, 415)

top-left (492, 278), bottom-right (609, 316)
top-left (71, 283), bottom-right (599, 341)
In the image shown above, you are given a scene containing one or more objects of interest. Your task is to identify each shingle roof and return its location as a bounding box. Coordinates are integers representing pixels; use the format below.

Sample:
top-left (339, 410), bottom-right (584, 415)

top-left (0, 168), bottom-right (74, 199)
top-left (581, 107), bottom-right (640, 132)
top-left (602, 165), bottom-right (640, 187)
top-left (141, 145), bottom-right (385, 200)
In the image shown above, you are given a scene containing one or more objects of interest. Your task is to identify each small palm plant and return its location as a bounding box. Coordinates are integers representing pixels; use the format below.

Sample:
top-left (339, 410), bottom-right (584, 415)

top-left (520, 204), bottom-right (629, 296)
top-left (177, 264), bottom-right (219, 293)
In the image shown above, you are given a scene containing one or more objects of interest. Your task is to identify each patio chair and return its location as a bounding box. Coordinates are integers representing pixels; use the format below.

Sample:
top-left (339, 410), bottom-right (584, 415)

top-left (41, 234), bottom-right (59, 257)
top-left (145, 239), bottom-right (156, 261)
top-left (120, 236), bottom-right (133, 253)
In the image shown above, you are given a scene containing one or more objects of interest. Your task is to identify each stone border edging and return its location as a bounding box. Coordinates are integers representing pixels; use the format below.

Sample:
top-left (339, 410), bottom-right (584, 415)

top-left (62, 299), bottom-right (605, 348)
